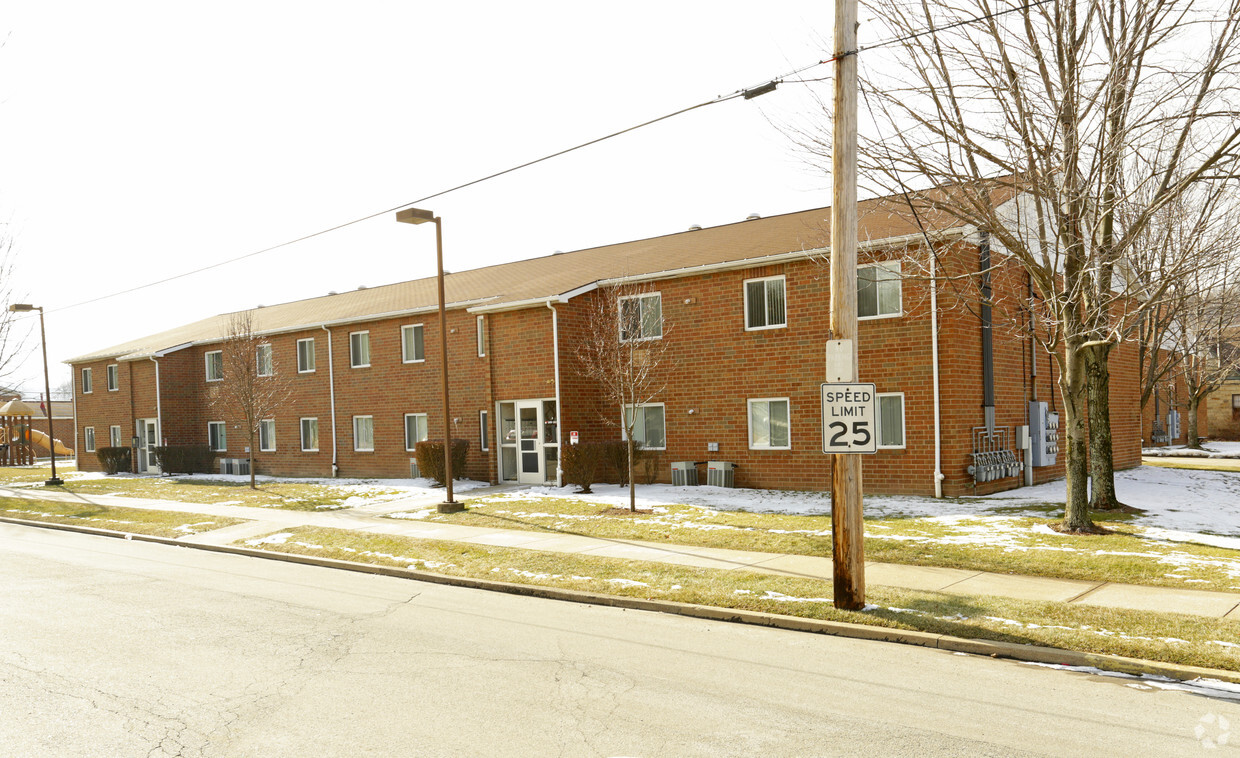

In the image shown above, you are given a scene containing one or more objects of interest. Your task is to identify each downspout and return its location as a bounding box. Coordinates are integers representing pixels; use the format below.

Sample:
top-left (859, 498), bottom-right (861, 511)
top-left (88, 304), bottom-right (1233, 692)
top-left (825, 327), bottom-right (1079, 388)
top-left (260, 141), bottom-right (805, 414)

top-left (979, 232), bottom-right (996, 433)
top-left (547, 301), bottom-right (563, 487)
top-left (930, 245), bottom-right (944, 498)
top-left (71, 377), bottom-right (79, 469)
top-left (1026, 273), bottom-right (1036, 487)
top-left (322, 325), bottom-right (338, 477)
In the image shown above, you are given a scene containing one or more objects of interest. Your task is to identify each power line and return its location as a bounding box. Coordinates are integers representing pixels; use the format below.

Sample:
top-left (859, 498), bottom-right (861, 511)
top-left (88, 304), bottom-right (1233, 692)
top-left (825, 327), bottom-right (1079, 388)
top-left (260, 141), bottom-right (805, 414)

top-left (47, 65), bottom-right (823, 316)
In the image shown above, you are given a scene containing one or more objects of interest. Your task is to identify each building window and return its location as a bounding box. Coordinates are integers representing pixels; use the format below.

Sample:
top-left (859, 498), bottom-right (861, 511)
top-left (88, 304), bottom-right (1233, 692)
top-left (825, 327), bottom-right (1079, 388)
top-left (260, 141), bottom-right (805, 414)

top-left (256, 344), bottom-right (273, 377)
top-left (81, 368), bottom-right (93, 394)
top-left (477, 316), bottom-right (488, 357)
top-left (619, 292), bottom-right (662, 341)
top-left (259, 419), bottom-right (276, 452)
top-left (404, 413), bottom-right (428, 451)
top-left (748, 398), bottom-right (791, 450)
top-left (858, 261), bottom-right (902, 319)
top-left (205, 351), bottom-right (223, 382)
top-left (623, 403), bottom-right (666, 450)
top-left (84, 426), bottom-right (96, 453)
top-left (877, 393), bottom-right (906, 449)
top-left (402, 324), bottom-right (424, 363)
top-left (353, 416), bottom-right (374, 451)
top-left (1232, 394), bottom-right (1240, 421)
top-left (109, 425), bottom-right (122, 448)
top-left (297, 338), bottom-right (316, 373)
top-left (208, 422), bottom-right (227, 452)
top-left (350, 332), bottom-right (370, 368)
top-left (300, 417), bottom-right (319, 452)
top-left (479, 410), bottom-right (489, 451)
top-left (106, 364), bottom-right (119, 391)
top-left (744, 275), bottom-right (787, 330)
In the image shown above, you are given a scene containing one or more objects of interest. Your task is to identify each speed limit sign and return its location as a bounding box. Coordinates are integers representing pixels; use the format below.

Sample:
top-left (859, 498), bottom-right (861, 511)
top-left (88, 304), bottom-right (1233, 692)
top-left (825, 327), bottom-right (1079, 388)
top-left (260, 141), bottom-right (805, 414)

top-left (821, 383), bottom-right (878, 454)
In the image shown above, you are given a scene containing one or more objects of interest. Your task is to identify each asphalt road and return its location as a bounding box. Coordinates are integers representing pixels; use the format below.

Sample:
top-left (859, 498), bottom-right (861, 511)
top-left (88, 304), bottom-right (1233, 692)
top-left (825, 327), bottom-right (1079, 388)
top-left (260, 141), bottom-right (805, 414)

top-left (2, 523), bottom-right (1238, 757)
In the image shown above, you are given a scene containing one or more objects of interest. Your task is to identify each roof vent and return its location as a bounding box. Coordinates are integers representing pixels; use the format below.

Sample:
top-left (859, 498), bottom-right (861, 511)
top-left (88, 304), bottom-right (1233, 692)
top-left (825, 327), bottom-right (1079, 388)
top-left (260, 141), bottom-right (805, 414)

top-left (745, 213), bottom-right (761, 221)
top-left (357, 285), bottom-right (368, 290)
top-left (256, 304), bottom-right (265, 309)
top-left (553, 250), bottom-right (565, 255)
top-left (688, 225), bottom-right (702, 231)
top-left (328, 290), bottom-right (338, 296)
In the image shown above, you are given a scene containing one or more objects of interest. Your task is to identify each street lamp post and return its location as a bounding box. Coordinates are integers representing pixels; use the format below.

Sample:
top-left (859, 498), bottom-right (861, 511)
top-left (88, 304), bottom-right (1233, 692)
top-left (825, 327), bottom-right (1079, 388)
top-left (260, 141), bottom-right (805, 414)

top-left (9, 304), bottom-right (63, 486)
top-left (396, 208), bottom-right (463, 513)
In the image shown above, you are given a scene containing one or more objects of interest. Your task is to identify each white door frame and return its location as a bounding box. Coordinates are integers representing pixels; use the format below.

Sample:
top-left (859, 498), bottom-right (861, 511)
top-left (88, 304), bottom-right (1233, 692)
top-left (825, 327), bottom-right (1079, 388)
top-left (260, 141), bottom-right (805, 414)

top-left (136, 418), bottom-right (160, 474)
top-left (515, 400), bottom-right (544, 484)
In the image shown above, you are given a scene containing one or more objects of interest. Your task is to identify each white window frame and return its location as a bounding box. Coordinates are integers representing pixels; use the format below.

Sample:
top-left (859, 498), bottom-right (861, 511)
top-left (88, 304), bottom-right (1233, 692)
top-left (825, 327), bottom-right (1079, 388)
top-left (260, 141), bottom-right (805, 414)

top-left (876, 392), bottom-right (907, 449)
top-left (353, 415), bottom-right (374, 452)
top-left (744, 275), bottom-right (787, 331)
top-left (109, 425), bottom-right (122, 448)
top-left (618, 292), bottom-right (663, 342)
top-left (259, 419), bottom-right (276, 452)
top-left (479, 410), bottom-right (489, 451)
top-left (350, 331), bottom-right (370, 368)
top-left (208, 421), bottom-right (227, 452)
top-left (858, 261), bottom-right (903, 321)
top-left (300, 417), bottom-right (319, 452)
top-left (81, 367), bottom-right (93, 394)
top-left (404, 413), bottom-right (429, 452)
top-left (476, 315), bottom-right (487, 357)
top-left (297, 338), bottom-right (316, 373)
top-left (401, 324), bottom-right (425, 363)
top-left (747, 398), bottom-right (792, 450)
top-left (256, 344), bottom-right (273, 377)
top-left (84, 426), bottom-right (96, 453)
top-left (622, 403), bottom-right (667, 450)
top-left (205, 351), bottom-right (223, 382)
top-left (106, 364), bottom-right (119, 391)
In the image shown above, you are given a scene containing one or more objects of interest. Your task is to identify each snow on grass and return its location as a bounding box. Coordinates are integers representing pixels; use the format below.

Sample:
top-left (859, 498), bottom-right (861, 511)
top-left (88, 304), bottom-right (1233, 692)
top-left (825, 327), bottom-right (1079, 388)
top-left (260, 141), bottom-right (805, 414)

top-left (1142, 441), bottom-right (1240, 458)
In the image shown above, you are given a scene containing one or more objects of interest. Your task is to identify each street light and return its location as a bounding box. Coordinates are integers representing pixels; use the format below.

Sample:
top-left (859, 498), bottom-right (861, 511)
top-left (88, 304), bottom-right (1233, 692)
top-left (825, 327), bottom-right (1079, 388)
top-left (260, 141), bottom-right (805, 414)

top-left (396, 207), bottom-right (463, 513)
top-left (9, 303), bottom-right (62, 486)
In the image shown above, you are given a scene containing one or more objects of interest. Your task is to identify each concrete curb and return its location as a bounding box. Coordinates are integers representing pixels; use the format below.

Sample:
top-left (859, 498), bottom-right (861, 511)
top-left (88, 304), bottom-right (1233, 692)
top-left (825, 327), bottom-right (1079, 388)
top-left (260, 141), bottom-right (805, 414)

top-left (5, 514), bottom-right (1238, 685)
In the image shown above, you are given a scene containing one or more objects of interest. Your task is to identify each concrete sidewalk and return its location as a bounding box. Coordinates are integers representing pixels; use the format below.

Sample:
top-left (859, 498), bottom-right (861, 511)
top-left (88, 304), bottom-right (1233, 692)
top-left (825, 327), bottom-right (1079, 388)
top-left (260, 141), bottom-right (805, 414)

top-left (5, 484), bottom-right (1240, 621)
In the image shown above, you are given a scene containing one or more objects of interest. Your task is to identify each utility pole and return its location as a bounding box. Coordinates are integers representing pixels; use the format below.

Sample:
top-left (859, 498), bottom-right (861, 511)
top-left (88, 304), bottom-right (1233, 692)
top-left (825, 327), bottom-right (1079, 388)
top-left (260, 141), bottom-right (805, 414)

top-left (830, 0), bottom-right (865, 610)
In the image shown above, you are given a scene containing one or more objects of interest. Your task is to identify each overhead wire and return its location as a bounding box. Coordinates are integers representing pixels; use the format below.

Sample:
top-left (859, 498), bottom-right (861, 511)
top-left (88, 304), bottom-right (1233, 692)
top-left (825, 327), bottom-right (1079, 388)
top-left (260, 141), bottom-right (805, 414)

top-left (45, 0), bottom-right (1057, 316)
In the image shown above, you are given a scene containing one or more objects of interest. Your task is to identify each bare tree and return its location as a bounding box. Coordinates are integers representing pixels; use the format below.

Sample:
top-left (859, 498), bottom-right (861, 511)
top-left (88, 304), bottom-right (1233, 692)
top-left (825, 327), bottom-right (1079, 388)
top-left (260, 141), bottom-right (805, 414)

top-left (206, 311), bottom-right (292, 488)
top-left (799, 0), bottom-right (1240, 531)
top-left (0, 235), bottom-right (31, 384)
top-left (573, 284), bottom-right (673, 512)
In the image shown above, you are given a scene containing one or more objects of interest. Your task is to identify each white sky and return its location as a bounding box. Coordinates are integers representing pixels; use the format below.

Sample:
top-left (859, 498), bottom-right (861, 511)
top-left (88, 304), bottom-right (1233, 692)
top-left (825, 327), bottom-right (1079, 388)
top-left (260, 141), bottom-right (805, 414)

top-left (0, 1), bottom-right (838, 395)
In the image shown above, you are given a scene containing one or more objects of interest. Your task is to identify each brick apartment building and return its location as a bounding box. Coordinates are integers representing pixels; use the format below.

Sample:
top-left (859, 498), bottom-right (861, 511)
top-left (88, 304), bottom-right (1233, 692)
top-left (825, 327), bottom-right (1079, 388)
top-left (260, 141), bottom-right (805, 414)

top-left (67, 192), bottom-right (1144, 496)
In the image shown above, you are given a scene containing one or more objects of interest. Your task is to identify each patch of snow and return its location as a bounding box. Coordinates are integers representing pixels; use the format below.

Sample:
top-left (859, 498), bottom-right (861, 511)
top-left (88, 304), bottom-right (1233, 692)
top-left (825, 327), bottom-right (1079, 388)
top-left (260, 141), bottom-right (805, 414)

top-left (608, 578), bottom-right (650, 588)
top-left (246, 532), bottom-right (292, 546)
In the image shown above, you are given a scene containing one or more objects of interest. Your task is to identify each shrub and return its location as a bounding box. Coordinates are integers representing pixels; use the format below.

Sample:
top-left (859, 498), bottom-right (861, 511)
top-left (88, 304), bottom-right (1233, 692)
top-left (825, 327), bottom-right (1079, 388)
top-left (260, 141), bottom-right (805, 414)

top-left (95, 446), bottom-right (132, 475)
top-left (152, 445), bottom-right (215, 475)
top-left (414, 439), bottom-right (469, 485)
top-left (600, 439), bottom-right (648, 486)
top-left (638, 448), bottom-right (663, 485)
top-left (562, 441), bottom-right (605, 493)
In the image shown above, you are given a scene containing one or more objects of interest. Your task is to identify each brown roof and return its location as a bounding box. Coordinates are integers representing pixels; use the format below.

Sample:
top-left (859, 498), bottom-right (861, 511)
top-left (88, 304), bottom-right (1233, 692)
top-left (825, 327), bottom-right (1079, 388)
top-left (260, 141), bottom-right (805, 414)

top-left (68, 193), bottom-right (978, 364)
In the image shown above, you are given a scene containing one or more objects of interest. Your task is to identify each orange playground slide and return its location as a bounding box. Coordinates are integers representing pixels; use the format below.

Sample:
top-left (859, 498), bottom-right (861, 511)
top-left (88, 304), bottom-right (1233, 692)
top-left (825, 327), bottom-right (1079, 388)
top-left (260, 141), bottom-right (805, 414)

top-left (21, 428), bottom-right (74, 456)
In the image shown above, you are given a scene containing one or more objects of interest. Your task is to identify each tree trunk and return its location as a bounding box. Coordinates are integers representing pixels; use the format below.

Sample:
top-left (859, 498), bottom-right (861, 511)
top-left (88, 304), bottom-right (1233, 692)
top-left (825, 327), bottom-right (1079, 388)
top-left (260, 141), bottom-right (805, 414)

top-left (626, 437), bottom-right (636, 512)
top-left (1060, 345), bottom-right (1094, 532)
top-left (1085, 343), bottom-right (1123, 510)
top-left (1186, 395), bottom-right (1202, 449)
top-left (248, 431), bottom-right (257, 489)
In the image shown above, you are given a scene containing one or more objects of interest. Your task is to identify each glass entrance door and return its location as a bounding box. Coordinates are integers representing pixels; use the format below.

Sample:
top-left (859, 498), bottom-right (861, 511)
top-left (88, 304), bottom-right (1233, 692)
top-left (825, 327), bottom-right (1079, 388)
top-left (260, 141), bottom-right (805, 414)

top-left (136, 419), bottom-right (160, 474)
top-left (517, 403), bottom-right (542, 483)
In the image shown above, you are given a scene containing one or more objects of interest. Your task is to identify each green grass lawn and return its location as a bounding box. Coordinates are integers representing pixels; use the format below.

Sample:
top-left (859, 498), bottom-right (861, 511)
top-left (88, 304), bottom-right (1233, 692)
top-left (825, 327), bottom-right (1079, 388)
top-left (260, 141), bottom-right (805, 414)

top-left (392, 495), bottom-right (1240, 593)
top-left (0, 464), bottom-right (401, 510)
top-left (0, 496), bottom-right (246, 537)
top-left (241, 525), bottom-right (1240, 672)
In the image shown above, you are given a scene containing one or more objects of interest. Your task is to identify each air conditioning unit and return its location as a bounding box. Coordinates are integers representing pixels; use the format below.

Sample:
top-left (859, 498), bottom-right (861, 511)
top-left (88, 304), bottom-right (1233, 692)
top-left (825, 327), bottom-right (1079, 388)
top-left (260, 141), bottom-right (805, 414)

top-left (671, 461), bottom-right (699, 486)
top-left (219, 457), bottom-right (250, 475)
top-left (707, 461), bottom-right (736, 488)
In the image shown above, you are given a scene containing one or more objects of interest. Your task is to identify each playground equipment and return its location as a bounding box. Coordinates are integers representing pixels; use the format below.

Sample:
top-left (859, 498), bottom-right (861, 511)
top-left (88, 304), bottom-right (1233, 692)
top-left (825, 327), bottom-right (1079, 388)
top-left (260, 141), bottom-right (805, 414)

top-left (0, 399), bottom-right (73, 464)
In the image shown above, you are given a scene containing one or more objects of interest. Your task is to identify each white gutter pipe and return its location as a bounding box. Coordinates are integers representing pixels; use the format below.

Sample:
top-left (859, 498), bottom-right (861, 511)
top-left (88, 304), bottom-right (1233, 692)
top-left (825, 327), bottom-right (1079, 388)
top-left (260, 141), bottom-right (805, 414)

top-left (548, 301), bottom-right (563, 487)
top-left (930, 249), bottom-right (944, 498)
top-left (322, 325), bottom-right (338, 477)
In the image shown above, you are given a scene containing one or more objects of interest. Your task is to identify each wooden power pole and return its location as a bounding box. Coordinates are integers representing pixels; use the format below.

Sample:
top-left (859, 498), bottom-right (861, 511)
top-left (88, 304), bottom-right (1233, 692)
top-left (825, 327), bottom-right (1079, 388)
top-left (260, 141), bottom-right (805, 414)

top-left (830, 0), bottom-right (866, 610)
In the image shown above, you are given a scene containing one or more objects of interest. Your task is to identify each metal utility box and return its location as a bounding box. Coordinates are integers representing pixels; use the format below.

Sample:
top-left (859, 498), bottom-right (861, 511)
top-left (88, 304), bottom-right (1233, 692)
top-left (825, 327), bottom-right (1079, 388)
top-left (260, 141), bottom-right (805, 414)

top-left (1028, 401), bottom-right (1059, 467)
top-left (671, 461), bottom-right (699, 486)
top-left (707, 461), bottom-right (736, 488)
top-left (410, 458), bottom-right (421, 479)
top-left (1166, 410), bottom-right (1181, 441)
top-left (219, 457), bottom-right (251, 475)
